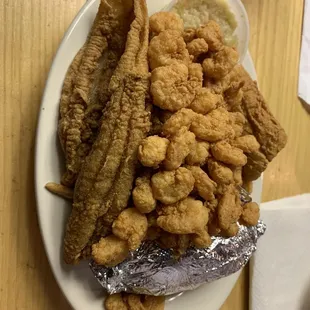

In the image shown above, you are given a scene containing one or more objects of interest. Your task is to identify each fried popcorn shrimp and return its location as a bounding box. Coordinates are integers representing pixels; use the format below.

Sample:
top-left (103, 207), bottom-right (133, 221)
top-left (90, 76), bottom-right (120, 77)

top-left (162, 108), bottom-right (196, 136)
top-left (112, 208), bottom-right (148, 251)
top-left (229, 111), bottom-right (246, 137)
top-left (132, 175), bottom-right (156, 213)
top-left (211, 141), bottom-right (247, 166)
top-left (151, 167), bottom-right (195, 204)
top-left (143, 296), bottom-right (165, 310)
top-left (187, 38), bottom-right (209, 60)
top-left (208, 159), bottom-right (234, 185)
top-left (196, 20), bottom-right (223, 52)
top-left (158, 232), bottom-right (191, 254)
top-left (191, 230), bottom-right (212, 248)
top-left (190, 107), bottom-right (234, 142)
top-left (183, 28), bottom-right (197, 43)
top-left (218, 186), bottom-right (242, 234)
top-left (188, 63), bottom-right (204, 82)
top-left (202, 46), bottom-right (239, 79)
top-left (148, 30), bottom-right (190, 70)
top-left (151, 63), bottom-right (199, 112)
top-left (157, 197), bottom-right (209, 236)
top-left (149, 12), bottom-right (184, 36)
top-left (190, 88), bottom-right (223, 114)
top-left (105, 294), bottom-right (128, 310)
top-left (205, 198), bottom-right (218, 212)
top-left (186, 166), bottom-right (217, 201)
top-left (138, 135), bottom-right (169, 168)
top-left (164, 127), bottom-right (196, 170)
top-left (185, 140), bottom-right (210, 165)
top-left (233, 135), bottom-right (260, 153)
top-left (92, 235), bottom-right (129, 267)
top-left (241, 202), bottom-right (260, 226)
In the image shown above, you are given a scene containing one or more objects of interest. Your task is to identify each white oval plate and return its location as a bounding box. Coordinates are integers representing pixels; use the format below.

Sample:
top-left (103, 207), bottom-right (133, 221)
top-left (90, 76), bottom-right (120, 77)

top-left (35, 1), bottom-right (262, 310)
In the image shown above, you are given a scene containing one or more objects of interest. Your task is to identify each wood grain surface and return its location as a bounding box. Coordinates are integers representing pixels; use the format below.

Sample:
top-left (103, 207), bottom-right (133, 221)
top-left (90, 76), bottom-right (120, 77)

top-left (0, 0), bottom-right (306, 309)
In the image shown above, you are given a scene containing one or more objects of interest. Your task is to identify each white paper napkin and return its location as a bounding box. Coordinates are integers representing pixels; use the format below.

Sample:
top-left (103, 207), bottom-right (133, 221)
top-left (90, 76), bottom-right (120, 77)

top-left (298, 1), bottom-right (310, 105)
top-left (250, 194), bottom-right (310, 310)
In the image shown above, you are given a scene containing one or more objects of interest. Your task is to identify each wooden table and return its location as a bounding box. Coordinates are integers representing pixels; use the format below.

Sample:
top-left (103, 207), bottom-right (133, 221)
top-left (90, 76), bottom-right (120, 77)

top-left (0, 0), bottom-right (307, 309)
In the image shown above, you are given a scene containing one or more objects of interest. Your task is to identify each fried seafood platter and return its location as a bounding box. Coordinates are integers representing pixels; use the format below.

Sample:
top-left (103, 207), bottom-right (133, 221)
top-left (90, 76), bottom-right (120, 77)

top-left (38, 0), bottom-right (287, 309)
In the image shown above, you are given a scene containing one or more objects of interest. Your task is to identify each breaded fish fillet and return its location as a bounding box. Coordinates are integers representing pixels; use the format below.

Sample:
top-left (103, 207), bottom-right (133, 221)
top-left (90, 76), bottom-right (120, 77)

top-left (58, 0), bottom-right (133, 187)
top-left (64, 0), bottom-right (151, 264)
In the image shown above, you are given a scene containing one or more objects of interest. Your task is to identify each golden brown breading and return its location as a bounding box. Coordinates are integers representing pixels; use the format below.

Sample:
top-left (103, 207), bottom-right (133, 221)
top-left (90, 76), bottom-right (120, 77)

top-left (187, 38), bottom-right (209, 60)
top-left (92, 235), bottom-right (129, 267)
top-left (58, 1), bottom-right (131, 187)
top-left (133, 175), bottom-right (157, 214)
top-left (112, 208), bottom-right (148, 251)
top-left (164, 127), bottom-right (196, 170)
top-left (64, 0), bottom-right (151, 264)
top-left (45, 182), bottom-right (73, 200)
top-left (157, 197), bottom-right (209, 235)
top-left (211, 141), bottom-right (247, 166)
top-left (151, 167), bottom-right (195, 204)
top-left (138, 136), bottom-right (170, 168)
top-left (202, 46), bottom-right (238, 80)
top-left (229, 111), bottom-right (246, 138)
top-left (162, 108), bottom-right (196, 136)
top-left (240, 202), bottom-right (260, 226)
top-left (190, 88), bottom-right (223, 115)
top-left (242, 150), bottom-right (269, 182)
top-left (190, 107), bottom-right (234, 142)
top-left (196, 20), bottom-right (223, 52)
top-left (217, 186), bottom-right (242, 235)
top-left (105, 294), bottom-right (128, 310)
top-left (185, 140), bottom-right (210, 165)
top-left (232, 135), bottom-right (260, 153)
top-left (207, 159), bottom-right (234, 185)
top-left (148, 30), bottom-right (190, 70)
top-left (186, 166), bottom-right (217, 201)
top-left (183, 27), bottom-right (197, 43)
top-left (157, 232), bottom-right (191, 255)
top-left (151, 63), bottom-right (200, 112)
top-left (149, 12), bottom-right (184, 36)
top-left (191, 230), bottom-right (212, 248)
top-left (224, 81), bottom-right (244, 111)
top-left (238, 67), bottom-right (288, 161)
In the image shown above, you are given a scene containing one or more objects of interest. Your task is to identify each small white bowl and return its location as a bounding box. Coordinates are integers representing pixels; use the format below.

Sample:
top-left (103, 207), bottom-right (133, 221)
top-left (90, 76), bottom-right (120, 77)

top-left (162, 0), bottom-right (250, 64)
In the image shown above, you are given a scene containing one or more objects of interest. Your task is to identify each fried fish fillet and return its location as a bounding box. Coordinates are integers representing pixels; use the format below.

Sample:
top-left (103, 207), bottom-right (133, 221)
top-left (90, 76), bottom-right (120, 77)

top-left (58, 0), bottom-right (133, 187)
top-left (64, 0), bottom-right (151, 264)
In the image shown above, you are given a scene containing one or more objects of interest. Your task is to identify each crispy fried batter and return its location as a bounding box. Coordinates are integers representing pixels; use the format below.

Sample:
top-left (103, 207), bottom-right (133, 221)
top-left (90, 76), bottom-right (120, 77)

top-left (190, 107), bottom-right (234, 142)
top-left (232, 135), bottom-right (260, 153)
top-left (239, 67), bottom-right (288, 161)
top-left (64, 0), bottom-right (151, 264)
top-left (202, 46), bottom-right (239, 80)
top-left (157, 232), bottom-right (191, 254)
top-left (151, 167), bottom-right (195, 204)
top-left (211, 141), bottom-right (247, 166)
top-left (218, 186), bottom-right (242, 235)
top-left (187, 38), bottom-right (209, 60)
top-left (58, 0), bottom-right (131, 186)
top-left (138, 135), bottom-right (169, 168)
top-left (45, 182), bottom-right (73, 200)
top-left (157, 197), bottom-right (209, 235)
top-left (149, 12), bottom-right (184, 36)
top-left (112, 208), bottom-right (148, 251)
top-left (183, 28), bottom-right (197, 43)
top-left (148, 30), bottom-right (190, 70)
top-left (92, 235), bottom-right (129, 267)
top-left (105, 294), bottom-right (128, 310)
top-left (162, 108), bottom-right (196, 136)
top-left (151, 63), bottom-right (200, 112)
top-left (240, 202), bottom-right (260, 226)
top-left (196, 20), bottom-right (223, 52)
top-left (229, 111), bottom-right (246, 138)
top-left (242, 150), bottom-right (269, 182)
top-left (185, 140), bottom-right (210, 165)
top-left (207, 159), bottom-right (233, 185)
top-left (186, 166), bottom-right (217, 201)
top-left (164, 127), bottom-right (196, 170)
top-left (133, 175), bottom-right (157, 214)
top-left (190, 88), bottom-right (223, 115)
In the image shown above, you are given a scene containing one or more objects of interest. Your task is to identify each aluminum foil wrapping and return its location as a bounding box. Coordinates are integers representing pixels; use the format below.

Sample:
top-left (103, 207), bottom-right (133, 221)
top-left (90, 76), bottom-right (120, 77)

top-left (90, 221), bottom-right (266, 296)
